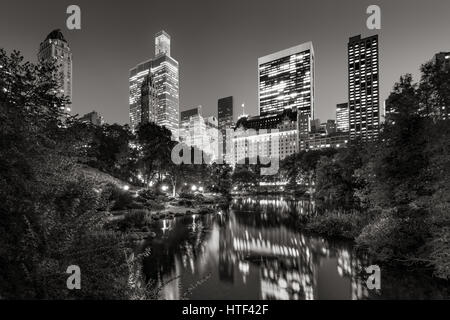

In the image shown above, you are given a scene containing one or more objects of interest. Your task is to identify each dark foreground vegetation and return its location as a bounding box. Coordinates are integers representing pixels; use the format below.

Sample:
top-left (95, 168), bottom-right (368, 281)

top-left (0, 49), bottom-right (230, 299)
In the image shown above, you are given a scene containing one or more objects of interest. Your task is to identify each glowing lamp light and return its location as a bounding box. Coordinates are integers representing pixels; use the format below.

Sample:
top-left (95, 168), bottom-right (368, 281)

top-left (123, 185), bottom-right (130, 191)
top-left (161, 185), bottom-right (169, 192)
top-left (198, 187), bottom-right (204, 192)
top-left (191, 185), bottom-right (197, 192)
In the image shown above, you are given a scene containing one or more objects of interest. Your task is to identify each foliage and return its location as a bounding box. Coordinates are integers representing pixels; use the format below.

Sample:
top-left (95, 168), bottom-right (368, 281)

top-left (306, 211), bottom-right (370, 240)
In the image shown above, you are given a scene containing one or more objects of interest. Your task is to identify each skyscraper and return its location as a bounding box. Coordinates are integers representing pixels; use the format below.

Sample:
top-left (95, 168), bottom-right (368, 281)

top-left (141, 73), bottom-right (157, 124)
top-left (336, 102), bottom-right (350, 132)
top-left (258, 42), bottom-right (314, 118)
top-left (348, 34), bottom-right (380, 141)
top-left (38, 29), bottom-right (73, 113)
top-left (218, 96), bottom-right (234, 161)
top-left (129, 31), bottom-right (179, 139)
top-left (129, 60), bottom-right (151, 131)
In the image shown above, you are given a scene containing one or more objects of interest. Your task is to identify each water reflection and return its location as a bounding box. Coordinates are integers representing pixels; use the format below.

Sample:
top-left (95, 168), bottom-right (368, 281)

top-left (142, 196), bottom-right (449, 300)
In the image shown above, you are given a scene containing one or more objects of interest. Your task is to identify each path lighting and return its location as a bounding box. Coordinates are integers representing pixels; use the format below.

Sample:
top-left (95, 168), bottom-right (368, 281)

top-left (161, 185), bottom-right (169, 192)
top-left (191, 185), bottom-right (197, 192)
top-left (123, 185), bottom-right (130, 191)
top-left (198, 186), bottom-right (204, 192)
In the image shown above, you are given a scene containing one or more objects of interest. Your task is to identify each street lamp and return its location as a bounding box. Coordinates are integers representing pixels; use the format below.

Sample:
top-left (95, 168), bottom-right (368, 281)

top-left (123, 185), bottom-right (130, 191)
top-left (191, 185), bottom-right (197, 192)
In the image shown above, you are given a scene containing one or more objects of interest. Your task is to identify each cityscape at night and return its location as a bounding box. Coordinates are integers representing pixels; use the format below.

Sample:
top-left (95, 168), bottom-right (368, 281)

top-left (1, 0), bottom-right (450, 310)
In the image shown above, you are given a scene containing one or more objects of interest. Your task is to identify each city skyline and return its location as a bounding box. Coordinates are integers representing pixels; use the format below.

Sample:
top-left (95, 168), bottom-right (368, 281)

top-left (2, 0), bottom-right (450, 125)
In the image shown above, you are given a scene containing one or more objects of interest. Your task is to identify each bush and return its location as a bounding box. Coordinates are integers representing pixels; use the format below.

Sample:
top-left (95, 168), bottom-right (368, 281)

top-left (101, 183), bottom-right (136, 211)
top-left (179, 192), bottom-right (195, 200)
top-left (120, 209), bottom-right (149, 230)
top-left (356, 211), bottom-right (430, 264)
top-left (145, 199), bottom-right (165, 211)
top-left (427, 227), bottom-right (450, 280)
top-left (306, 211), bottom-right (369, 240)
top-left (138, 188), bottom-right (156, 201)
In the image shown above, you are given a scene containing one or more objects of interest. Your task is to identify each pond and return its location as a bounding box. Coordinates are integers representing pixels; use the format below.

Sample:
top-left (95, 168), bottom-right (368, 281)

top-left (140, 196), bottom-right (450, 300)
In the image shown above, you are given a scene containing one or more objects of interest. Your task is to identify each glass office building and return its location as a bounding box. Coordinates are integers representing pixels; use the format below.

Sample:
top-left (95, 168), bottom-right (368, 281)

top-left (348, 34), bottom-right (380, 141)
top-left (258, 42), bottom-right (314, 118)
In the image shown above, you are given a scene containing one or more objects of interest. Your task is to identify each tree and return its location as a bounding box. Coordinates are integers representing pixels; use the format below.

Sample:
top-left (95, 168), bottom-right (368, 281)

top-left (136, 122), bottom-right (173, 185)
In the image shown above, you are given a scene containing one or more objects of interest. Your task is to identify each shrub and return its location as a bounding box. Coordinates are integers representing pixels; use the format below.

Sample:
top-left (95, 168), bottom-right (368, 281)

top-left (145, 199), bottom-right (165, 211)
top-left (101, 183), bottom-right (136, 211)
top-left (179, 192), bottom-right (195, 200)
top-left (356, 211), bottom-right (430, 264)
top-left (120, 209), bottom-right (149, 230)
top-left (138, 188), bottom-right (156, 201)
top-left (306, 211), bottom-right (369, 240)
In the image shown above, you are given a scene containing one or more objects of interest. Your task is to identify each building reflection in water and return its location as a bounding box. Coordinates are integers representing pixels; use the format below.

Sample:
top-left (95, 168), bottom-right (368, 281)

top-left (142, 196), bottom-right (369, 300)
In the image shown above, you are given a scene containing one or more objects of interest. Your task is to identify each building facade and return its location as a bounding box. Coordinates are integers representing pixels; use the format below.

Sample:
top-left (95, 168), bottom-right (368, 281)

top-left (258, 42), bottom-right (314, 118)
top-left (348, 34), bottom-right (380, 141)
top-left (336, 102), bottom-right (350, 132)
top-left (79, 111), bottom-right (104, 126)
top-left (140, 73), bottom-right (158, 124)
top-left (232, 110), bottom-right (298, 164)
top-left (38, 29), bottom-right (73, 113)
top-left (180, 107), bottom-right (219, 162)
top-left (218, 96), bottom-right (234, 162)
top-left (129, 31), bottom-right (179, 139)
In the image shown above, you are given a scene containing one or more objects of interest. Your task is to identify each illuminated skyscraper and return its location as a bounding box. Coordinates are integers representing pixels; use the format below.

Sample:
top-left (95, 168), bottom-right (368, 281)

top-left (348, 34), bottom-right (380, 141)
top-left (129, 60), bottom-right (151, 131)
top-left (218, 96), bottom-right (234, 162)
top-left (258, 42), bottom-right (314, 118)
top-left (336, 102), bottom-right (350, 132)
top-left (38, 29), bottom-right (73, 113)
top-left (129, 31), bottom-right (179, 139)
top-left (141, 73), bottom-right (158, 124)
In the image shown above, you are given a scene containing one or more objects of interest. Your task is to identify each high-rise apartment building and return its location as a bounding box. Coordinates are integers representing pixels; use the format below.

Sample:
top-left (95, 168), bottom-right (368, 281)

top-left (258, 42), bottom-right (314, 118)
top-left (348, 34), bottom-right (380, 141)
top-left (336, 102), bottom-right (350, 132)
top-left (38, 29), bottom-right (73, 113)
top-left (218, 96), bottom-right (234, 162)
top-left (129, 31), bottom-right (179, 139)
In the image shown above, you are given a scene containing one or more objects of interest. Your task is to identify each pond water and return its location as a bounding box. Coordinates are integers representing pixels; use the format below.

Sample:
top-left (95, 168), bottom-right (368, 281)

top-left (141, 196), bottom-right (450, 300)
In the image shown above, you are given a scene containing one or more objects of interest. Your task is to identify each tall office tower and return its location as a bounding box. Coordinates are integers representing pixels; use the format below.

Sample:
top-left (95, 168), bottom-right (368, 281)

top-left (140, 73), bottom-right (158, 124)
top-left (258, 42), bottom-right (314, 118)
top-left (336, 102), bottom-right (350, 132)
top-left (38, 29), bottom-right (73, 113)
top-left (348, 34), bottom-right (380, 141)
top-left (152, 31), bottom-right (179, 140)
top-left (129, 60), bottom-right (152, 131)
top-left (129, 31), bottom-right (179, 139)
top-left (218, 96), bottom-right (234, 161)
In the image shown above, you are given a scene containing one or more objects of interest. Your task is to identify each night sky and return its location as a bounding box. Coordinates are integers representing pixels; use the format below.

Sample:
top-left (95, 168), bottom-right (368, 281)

top-left (1, 0), bottom-right (450, 124)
